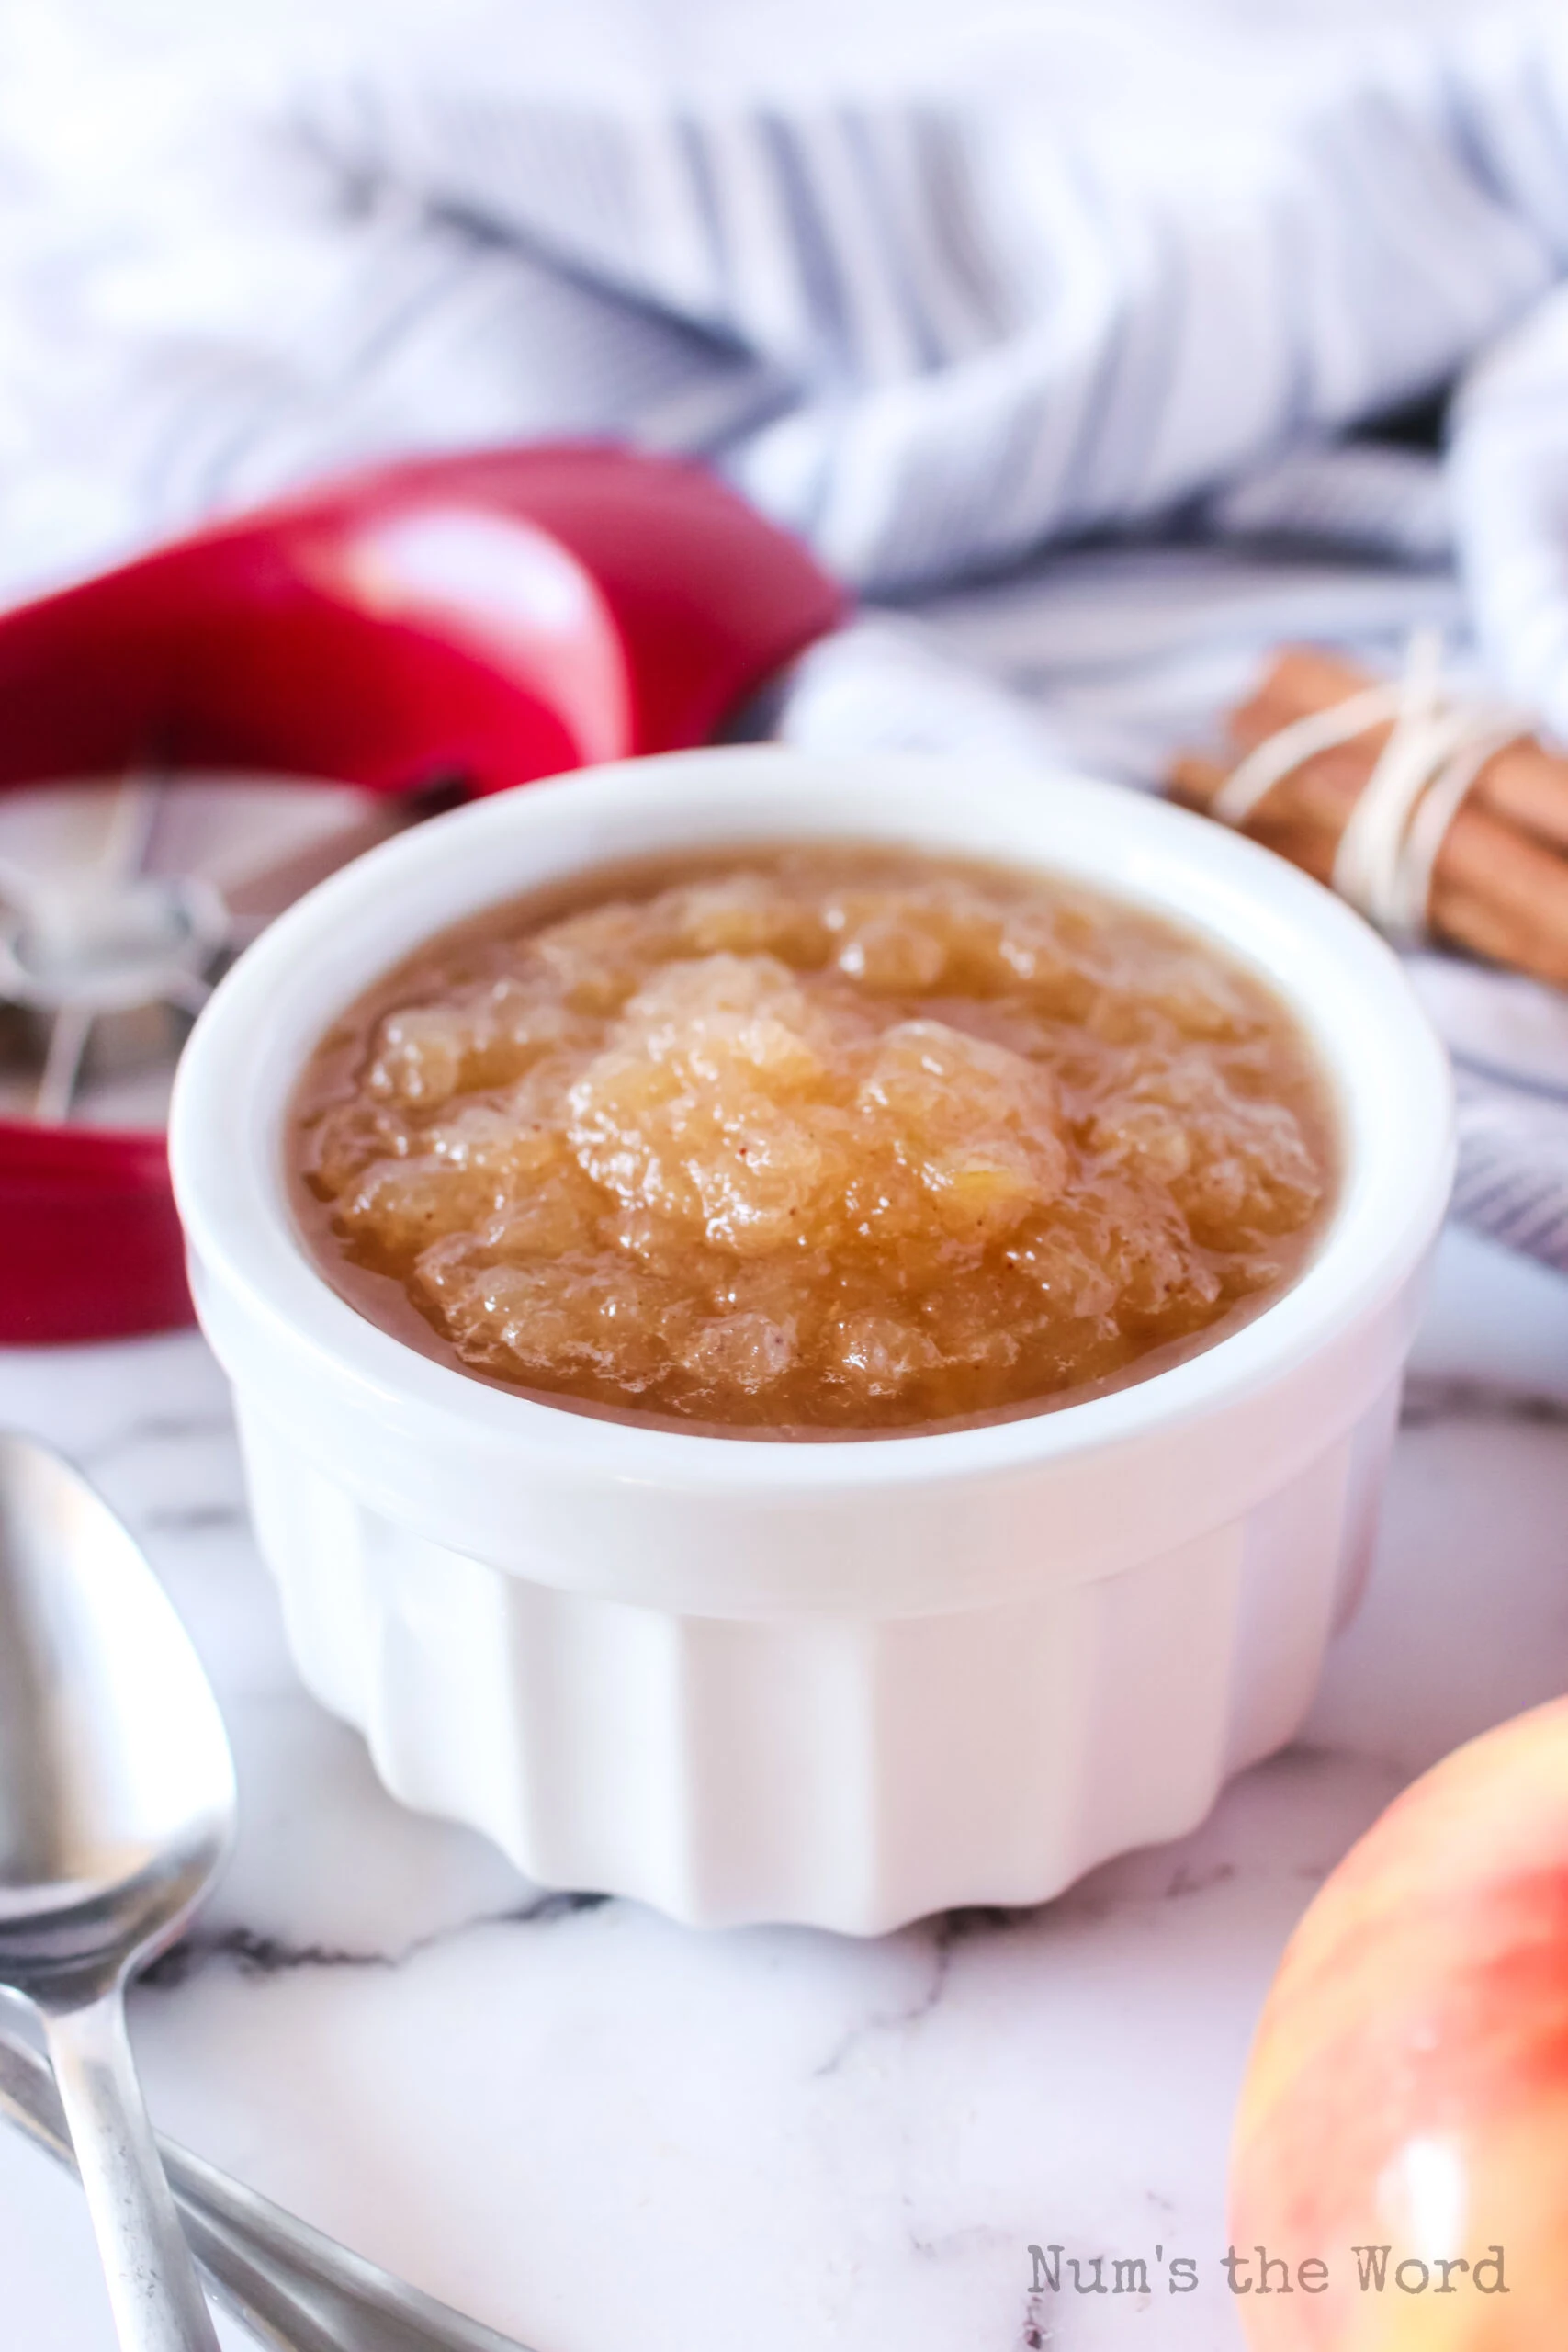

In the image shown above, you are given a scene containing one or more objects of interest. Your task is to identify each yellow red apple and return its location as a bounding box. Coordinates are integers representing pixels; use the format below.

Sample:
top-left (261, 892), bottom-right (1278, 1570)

top-left (1230, 1697), bottom-right (1568, 2347)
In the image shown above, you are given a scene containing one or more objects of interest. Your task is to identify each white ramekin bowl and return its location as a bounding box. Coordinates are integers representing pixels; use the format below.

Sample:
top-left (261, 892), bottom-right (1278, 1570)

top-left (171, 749), bottom-right (1453, 1933)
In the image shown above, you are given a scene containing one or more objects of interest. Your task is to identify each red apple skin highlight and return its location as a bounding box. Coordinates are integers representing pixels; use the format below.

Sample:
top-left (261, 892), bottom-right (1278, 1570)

top-left (1230, 1697), bottom-right (1568, 2350)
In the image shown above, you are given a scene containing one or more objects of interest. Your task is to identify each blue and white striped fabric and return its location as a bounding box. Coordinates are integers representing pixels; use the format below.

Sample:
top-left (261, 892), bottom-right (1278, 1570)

top-left (287, 10), bottom-right (1568, 729)
top-left (7, 2), bottom-right (1568, 1274)
top-left (1450, 1076), bottom-right (1568, 1271)
top-left (6, 6), bottom-right (1568, 673)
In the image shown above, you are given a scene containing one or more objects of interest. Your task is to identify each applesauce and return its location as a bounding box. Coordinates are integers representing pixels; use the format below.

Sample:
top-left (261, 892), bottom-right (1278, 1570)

top-left (289, 846), bottom-right (1335, 1433)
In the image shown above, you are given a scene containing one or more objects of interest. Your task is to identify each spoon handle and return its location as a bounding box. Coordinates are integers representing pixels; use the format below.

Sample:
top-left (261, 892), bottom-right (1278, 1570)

top-left (0, 2029), bottom-right (538, 2352)
top-left (43, 1994), bottom-right (222, 2352)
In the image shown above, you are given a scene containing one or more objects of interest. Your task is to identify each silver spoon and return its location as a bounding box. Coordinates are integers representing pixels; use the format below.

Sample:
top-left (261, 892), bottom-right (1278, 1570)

top-left (0, 1432), bottom-right (233, 2350)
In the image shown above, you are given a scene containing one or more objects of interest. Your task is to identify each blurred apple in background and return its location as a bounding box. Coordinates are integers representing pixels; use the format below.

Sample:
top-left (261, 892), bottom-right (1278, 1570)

top-left (1230, 1697), bottom-right (1568, 2347)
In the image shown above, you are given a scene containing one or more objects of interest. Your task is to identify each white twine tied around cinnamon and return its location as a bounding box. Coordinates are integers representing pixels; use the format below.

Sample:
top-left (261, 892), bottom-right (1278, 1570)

top-left (1211, 630), bottom-right (1529, 942)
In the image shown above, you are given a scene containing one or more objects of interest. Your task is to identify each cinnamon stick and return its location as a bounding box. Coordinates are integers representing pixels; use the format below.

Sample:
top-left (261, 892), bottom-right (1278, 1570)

top-left (1169, 650), bottom-right (1568, 990)
top-left (1233, 647), bottom-right (1568, 858)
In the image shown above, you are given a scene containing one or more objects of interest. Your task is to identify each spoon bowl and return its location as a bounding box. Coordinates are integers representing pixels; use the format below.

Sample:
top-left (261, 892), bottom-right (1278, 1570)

top-left (0, 1432), bottom-right (235, 2349)
top-left (0, 1434), bottom-right (234, 1998)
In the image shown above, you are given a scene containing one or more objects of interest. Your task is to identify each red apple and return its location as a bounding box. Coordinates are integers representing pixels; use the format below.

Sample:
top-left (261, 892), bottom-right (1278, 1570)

top-left (1230, 1698), bottom-right (1568, 2347)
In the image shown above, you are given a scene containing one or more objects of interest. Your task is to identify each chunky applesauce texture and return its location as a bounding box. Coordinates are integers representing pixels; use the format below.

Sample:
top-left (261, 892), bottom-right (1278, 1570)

top-left (292, 848), bottom-right (1334, 1431)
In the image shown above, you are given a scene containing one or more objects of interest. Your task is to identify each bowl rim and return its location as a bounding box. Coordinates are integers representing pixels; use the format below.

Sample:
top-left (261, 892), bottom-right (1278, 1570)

top-left (170, 745), bottom-right (1455, 1495)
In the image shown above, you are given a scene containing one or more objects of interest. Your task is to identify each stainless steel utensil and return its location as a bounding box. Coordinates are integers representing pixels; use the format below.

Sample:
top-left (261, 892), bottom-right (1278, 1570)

top-left (0, 2030), bottom-right (538, 2352)
top-left (0, 1432), bottom-right (233, 2349)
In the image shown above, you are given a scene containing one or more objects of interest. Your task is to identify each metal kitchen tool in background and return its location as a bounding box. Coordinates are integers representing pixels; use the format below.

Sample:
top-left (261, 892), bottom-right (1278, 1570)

top-left (0, 442), bottom-right (844, 1341)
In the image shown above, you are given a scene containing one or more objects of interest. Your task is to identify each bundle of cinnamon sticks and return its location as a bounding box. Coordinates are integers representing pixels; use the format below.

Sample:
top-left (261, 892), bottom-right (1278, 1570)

top-left (1170, 648), bottom-right (1568, 989)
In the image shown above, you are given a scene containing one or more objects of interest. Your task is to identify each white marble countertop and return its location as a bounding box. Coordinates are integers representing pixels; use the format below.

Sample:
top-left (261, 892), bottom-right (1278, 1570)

top-left (0, 1220), bottom-right (1564, 2352)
